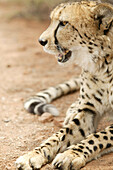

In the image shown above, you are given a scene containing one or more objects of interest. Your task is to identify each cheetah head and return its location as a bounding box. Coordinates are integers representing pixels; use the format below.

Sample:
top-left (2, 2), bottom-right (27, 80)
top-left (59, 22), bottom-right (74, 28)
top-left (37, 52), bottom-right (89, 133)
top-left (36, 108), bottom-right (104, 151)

top-left (39, 1), bottom-right (113, 71)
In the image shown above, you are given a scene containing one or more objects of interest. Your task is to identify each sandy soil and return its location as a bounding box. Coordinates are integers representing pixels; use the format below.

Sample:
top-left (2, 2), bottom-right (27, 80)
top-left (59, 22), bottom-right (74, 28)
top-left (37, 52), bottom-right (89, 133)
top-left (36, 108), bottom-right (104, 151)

top-left (0, 3), bottom-right (113, 170)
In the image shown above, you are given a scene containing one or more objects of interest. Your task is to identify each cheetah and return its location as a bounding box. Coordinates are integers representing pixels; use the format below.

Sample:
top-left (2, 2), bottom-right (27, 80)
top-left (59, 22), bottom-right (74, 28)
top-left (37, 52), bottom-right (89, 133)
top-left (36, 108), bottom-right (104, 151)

top-left (16, 1), bottom-right (113, 169)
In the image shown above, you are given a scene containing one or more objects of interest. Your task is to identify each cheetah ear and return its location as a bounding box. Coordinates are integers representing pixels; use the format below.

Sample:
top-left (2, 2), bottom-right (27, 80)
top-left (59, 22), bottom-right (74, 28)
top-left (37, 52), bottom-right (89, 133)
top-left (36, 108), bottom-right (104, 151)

top-left (94, 4), bottom-right (113, 34)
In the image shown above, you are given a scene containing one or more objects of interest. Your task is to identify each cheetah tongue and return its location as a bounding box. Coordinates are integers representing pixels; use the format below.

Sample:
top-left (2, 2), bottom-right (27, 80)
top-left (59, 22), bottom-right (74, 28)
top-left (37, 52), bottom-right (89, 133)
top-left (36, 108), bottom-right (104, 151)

top-left (58, 50), bottom-right (72, 63)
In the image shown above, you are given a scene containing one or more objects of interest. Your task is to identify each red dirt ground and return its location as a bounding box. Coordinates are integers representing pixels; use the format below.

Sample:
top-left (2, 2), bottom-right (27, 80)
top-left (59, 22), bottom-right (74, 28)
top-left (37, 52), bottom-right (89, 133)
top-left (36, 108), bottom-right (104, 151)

top-left (0, 3), bottom-right (113, 170)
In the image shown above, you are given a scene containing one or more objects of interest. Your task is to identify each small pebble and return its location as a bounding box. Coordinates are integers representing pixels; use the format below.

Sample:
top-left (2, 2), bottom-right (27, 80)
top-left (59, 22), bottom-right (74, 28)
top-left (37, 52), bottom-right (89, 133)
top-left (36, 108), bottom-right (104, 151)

top-left (3, 119), bottom-right (11, 123)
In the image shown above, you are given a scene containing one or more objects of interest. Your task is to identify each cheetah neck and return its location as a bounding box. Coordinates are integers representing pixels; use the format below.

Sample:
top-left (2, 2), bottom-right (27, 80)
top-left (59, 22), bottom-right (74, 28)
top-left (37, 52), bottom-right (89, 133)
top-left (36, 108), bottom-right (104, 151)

top-left (72, 44), bottom-right (113, 76)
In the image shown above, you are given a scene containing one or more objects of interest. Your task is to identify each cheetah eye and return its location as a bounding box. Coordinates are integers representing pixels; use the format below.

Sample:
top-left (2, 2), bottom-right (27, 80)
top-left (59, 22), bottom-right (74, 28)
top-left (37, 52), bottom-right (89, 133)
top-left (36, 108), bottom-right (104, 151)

top-left (59, 21), bottom-right (68, 27)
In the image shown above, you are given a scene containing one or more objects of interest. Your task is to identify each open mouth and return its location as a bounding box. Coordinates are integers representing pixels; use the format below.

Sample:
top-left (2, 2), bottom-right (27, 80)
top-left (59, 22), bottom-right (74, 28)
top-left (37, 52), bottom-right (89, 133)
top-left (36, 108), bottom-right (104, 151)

top-left (57, 50), bottom-right (72, 63)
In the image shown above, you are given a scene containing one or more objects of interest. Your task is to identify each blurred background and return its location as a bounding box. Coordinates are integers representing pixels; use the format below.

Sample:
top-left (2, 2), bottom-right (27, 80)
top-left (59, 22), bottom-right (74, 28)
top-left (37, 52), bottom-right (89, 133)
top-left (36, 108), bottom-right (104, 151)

top-left (0, 0), bottom-right (113, 20)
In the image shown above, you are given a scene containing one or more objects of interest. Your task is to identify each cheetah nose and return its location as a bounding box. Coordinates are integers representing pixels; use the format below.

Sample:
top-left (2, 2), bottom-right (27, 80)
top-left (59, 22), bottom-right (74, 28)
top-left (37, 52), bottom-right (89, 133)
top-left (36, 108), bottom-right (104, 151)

top-left (38, 38), bottom-right (48, 46)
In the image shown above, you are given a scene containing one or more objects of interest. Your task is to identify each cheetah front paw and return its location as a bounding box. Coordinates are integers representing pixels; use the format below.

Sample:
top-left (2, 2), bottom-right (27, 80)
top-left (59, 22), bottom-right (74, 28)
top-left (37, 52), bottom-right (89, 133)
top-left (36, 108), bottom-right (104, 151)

top-left (16, 149), bottom-right (48, 170)
top-left (52, 150), bottom-right (85, 170)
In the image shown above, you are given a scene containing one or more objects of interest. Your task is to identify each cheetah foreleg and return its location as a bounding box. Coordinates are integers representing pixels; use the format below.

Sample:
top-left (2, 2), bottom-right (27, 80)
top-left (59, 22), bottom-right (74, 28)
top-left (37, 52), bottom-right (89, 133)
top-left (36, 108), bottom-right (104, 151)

top-left (16, 111), bottom-right (95, 169)
top-left (53, 125), bottom-right (113, 170)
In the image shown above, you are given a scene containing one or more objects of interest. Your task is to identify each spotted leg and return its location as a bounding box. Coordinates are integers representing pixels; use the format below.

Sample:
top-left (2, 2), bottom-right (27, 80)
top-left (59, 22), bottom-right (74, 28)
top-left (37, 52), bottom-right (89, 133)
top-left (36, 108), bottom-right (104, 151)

top-left (16, 109), bottom-right (96, 170)
top-left (53, 125), bottom-right (113, 170)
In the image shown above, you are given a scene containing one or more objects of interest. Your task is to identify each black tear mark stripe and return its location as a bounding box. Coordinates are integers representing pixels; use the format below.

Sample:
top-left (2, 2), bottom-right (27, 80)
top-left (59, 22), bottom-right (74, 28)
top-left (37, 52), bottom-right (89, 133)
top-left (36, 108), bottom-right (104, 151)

top-left (54, 22), bottom-right (67, 52)
top-left (54, 23), bottom-right (60, 45)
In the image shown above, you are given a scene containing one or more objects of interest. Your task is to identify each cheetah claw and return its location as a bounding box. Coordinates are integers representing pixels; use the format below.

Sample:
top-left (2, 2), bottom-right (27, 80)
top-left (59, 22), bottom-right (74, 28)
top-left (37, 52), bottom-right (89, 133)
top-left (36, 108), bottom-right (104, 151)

top-left (52, 151), bottom-right (85, 170)
top-left (16, 150), bottom-right (48, 170)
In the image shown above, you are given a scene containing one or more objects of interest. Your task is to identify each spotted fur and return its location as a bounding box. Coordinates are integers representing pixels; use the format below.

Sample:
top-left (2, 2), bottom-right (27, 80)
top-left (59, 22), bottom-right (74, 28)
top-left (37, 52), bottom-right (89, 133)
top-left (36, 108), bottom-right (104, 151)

top-left (16, 1), bottom-right (113, 170)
